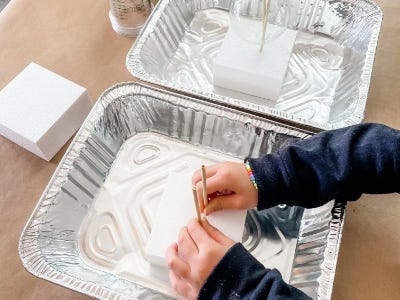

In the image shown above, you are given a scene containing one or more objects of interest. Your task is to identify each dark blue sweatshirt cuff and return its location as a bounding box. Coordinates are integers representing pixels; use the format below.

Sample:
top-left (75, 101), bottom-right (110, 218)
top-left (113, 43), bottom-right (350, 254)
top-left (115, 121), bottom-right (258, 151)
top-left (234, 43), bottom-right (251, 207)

top-left (247, 156), bottom-right (293, 210)
top-left (198, 243), bottom-right (311, 299)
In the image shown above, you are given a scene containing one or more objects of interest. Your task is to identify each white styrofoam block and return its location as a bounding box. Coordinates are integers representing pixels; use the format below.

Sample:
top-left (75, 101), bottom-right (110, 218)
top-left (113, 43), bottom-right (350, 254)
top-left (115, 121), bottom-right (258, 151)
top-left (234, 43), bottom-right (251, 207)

top-left (213, 22), bottom-right (297, 101)
top-left (146, 172), bottom-right (247, 267)
top-left (0, 63), bottom-right (92, 161)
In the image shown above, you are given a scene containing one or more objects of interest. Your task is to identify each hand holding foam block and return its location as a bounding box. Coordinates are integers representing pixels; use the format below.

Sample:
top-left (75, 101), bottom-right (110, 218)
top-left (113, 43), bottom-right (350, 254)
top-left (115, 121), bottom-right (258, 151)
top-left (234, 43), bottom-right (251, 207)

top-left (145, 172), bottom-right (247, 267)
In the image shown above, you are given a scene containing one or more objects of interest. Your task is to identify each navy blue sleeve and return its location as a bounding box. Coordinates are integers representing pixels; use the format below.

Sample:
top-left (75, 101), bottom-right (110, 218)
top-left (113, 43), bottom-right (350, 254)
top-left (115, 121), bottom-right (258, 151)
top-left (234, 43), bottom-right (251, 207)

top-left (198, 123), bottom-right (400, 300)
top-left (198, 243), bottom-right (311, 300)
top-left (248, 123), bottom-right (400, 210)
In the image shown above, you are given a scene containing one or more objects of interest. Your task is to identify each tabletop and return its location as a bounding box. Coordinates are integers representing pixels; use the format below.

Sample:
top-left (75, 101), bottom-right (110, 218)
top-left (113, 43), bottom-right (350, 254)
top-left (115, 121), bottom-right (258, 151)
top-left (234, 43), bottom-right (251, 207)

top-left (0, 0), bottom-right (399, 299)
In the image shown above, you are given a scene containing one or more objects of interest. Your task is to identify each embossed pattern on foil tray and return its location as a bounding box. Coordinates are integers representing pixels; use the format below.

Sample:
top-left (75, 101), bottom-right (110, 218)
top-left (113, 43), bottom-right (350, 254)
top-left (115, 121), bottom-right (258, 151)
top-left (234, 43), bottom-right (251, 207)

top-left (127, 0), bottom-right (382, 129)
top-left (163, 9), bottom-right (346, 124)
top-left (78, 133), bottom-right (300, 297)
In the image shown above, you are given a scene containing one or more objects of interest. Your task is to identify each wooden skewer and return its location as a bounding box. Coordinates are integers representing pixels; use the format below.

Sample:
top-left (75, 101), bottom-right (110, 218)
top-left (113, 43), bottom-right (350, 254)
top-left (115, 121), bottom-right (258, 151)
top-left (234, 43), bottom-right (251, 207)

top-left (192, 186), bottom-right (201, 222)
top-left (201, 165), bottom-right (208, 207)
top-left (260, 0), bottom-right (270, 52)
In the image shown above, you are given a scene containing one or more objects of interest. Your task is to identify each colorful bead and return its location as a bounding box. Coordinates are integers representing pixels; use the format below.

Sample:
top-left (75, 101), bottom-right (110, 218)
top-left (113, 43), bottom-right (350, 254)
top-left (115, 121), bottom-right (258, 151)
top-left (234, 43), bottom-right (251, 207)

top-left (245, 161), bottom-right (258, 190)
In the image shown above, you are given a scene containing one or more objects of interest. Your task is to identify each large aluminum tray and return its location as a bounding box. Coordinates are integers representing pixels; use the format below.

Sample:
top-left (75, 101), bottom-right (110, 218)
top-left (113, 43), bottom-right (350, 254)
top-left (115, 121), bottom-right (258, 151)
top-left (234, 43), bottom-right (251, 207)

top-left (127, 0), bottom-right (382, 130)
top-left (19, 83), bottom-right (344, 299)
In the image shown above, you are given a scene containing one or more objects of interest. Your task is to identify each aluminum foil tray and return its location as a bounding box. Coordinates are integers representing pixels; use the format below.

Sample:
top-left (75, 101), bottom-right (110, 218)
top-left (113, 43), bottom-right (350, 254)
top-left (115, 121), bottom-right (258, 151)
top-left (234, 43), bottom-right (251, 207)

top-left (19, 83), bottom-right (345, 299)
top-left (127, 0), bottom-right (382, 130)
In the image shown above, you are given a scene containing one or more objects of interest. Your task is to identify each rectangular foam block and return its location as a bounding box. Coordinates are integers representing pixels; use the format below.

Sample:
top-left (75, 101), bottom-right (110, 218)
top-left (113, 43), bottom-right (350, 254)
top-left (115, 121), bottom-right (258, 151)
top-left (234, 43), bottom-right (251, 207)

top-left (213, 22), bottom-right (297, 101)
top-left (146, 172), bottom-right (247, 267)
top-left (0, 63), bottom-right (92, 161)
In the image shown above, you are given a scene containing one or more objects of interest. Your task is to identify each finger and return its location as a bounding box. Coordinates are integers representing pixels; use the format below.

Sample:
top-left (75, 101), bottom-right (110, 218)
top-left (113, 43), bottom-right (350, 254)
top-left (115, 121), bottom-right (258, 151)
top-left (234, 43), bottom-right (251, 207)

top-left (195, 173), bottom-right (227, 196)
top-left (193, 165), bottom-right (219, 212)
top-left (192, 165), bottom-right (219, 186)
top-left (201, 217), bottom-right (235, 246)
top-left (177, 227), bottom-right (198, 261)
top-left (187, 218), bottom-right (217, 251)
top-left (204, 194), bottom-right (242, 215)
top-left (166, 243), bottom-right (191, 279)
top-left (169, 270), bottom-right (196, 300)
top-left (195, 175), bottom-right (230, 212)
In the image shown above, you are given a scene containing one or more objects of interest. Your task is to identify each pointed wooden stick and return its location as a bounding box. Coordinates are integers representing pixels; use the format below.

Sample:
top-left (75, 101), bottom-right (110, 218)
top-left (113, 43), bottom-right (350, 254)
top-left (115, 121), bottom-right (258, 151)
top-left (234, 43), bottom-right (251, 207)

top-left (192, 186), bottom-right (201, 222)
top-left (201, 165), bottom-right (208, 207)
top-left (260, 0), bottom-right (270, 52)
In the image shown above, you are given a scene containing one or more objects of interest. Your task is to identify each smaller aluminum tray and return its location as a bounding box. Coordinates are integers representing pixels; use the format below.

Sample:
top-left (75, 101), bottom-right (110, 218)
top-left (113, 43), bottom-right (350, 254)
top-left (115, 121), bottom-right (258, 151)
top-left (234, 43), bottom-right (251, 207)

top-left (127, 0), bottom-right (382, 130)
top-left (19, 83), bottom-right (344, 299)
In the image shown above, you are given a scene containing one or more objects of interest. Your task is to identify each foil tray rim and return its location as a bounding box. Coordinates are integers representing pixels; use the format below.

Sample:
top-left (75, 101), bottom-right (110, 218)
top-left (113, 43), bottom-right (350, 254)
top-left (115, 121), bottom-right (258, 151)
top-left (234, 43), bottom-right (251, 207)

top-left (126, 0), bottom-right (383, 131)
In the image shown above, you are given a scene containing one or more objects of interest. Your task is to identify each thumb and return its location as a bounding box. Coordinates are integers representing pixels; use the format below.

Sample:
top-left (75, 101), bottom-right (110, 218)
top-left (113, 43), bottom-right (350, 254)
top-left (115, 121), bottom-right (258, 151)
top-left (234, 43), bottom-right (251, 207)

top-left (201, 217), bottom-right (235, 246)
top-left (186, 218), bottom-right (217, 250)
top-left (204, 194), bottom-right (240, 215)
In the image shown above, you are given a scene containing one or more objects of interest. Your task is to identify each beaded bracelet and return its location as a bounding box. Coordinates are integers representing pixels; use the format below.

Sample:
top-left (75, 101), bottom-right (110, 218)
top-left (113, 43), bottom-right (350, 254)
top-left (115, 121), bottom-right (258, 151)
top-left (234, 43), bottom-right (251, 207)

top-left (245, 161), bottom-right (258, 190)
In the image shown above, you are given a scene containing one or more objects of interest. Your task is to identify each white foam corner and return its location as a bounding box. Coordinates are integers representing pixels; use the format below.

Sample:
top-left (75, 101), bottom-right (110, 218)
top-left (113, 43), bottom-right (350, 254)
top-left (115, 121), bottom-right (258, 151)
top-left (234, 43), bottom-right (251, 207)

top-left (213, 22), bottom-right (297, 101)
top-left (145, 172), bottom-right (247, 267)
top-left (0, 63), bottom-right (92, 161)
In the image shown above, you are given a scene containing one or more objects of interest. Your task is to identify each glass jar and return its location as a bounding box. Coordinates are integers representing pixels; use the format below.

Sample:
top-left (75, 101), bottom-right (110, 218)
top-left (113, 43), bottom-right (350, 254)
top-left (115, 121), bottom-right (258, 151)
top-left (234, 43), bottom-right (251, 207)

top-left (108, 0), bottom-right (152, 37)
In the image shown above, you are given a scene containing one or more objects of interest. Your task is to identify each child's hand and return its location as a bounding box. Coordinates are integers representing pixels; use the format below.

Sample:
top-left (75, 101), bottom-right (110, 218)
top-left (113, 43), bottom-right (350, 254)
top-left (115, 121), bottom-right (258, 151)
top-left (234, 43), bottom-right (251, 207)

top-left (192, 162), bottom-right (258, 215)
top-left (166, 218), bottom-right (235, 299)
